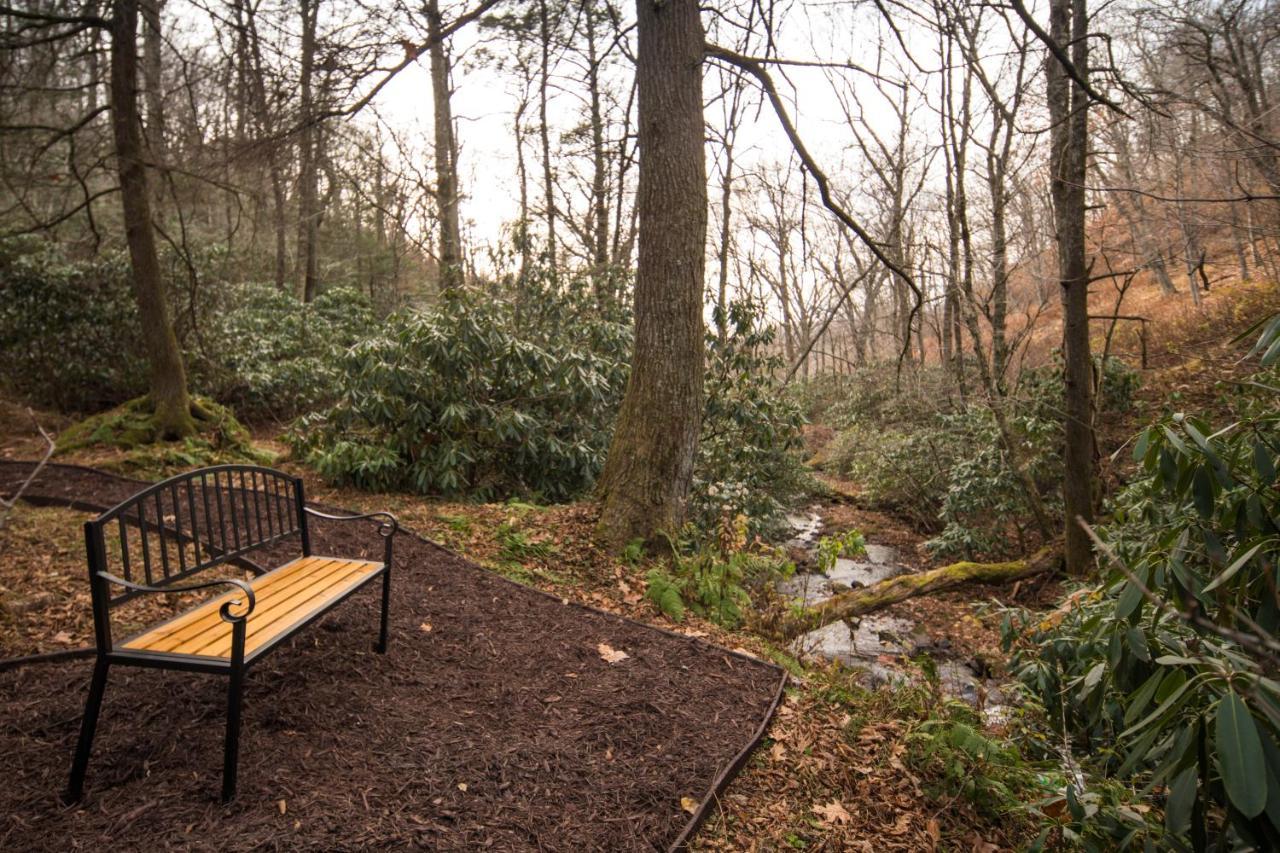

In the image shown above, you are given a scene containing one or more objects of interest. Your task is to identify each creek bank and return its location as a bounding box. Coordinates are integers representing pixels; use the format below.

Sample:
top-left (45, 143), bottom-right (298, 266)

top-left (777, 507), bottom-right (1009, 721)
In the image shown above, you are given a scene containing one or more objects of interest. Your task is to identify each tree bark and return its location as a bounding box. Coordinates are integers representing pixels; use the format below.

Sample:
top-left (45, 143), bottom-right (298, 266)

top-left (776, 545), bottom-right (1062, 640)
top-left (294, 0), bottom-right (320, 302)
top-left (110, 0), bottom-right (195, 438)
top-left (537, 0), bottom-right (557, 268)
top-left (140, 0), bottom-right (165, 178)
top-left (584, 0), bottom-right (611, 297)
top-left (1047, 0), bottom-right (1095, 574)
top-left (427, 0), bottom-right (463, 296)
top-left (595, 0), bottom-right (707, 550)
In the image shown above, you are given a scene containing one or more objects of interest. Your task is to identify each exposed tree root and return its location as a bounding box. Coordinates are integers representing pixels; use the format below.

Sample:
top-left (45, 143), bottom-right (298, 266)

top-left (775, 544), bottom-right (1063, 640)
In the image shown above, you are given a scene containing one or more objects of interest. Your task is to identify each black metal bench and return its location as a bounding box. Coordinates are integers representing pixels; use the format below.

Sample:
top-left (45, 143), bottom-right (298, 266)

top-left (64, 464), bottom-right (397, 803)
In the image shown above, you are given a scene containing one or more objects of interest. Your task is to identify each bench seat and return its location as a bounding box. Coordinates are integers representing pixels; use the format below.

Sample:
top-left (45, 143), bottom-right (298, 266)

top-left (120, 556), bottom-right (383, 661)
top-left (65, 465), bottom-right (398, 804)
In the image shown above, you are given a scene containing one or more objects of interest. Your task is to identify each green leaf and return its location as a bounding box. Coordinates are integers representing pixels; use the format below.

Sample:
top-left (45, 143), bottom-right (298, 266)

top-left (1125, 670), bottom-right (1164, 725)
top-left (1165, 765), bottom-right (1198, 836)
top-left (1202, 543), bottom-right (1263, 594)
top-left (1121, 672), bottom-right (1191, 738)
top-left (1255, 440), bottom-right (1277, 486)
top-left (1216, 691), bottom-right (1267, 818)
top-left (1116, 576), bottom-right (1145, 619)
top-left (1192, 466), bottom-right (1215, 519)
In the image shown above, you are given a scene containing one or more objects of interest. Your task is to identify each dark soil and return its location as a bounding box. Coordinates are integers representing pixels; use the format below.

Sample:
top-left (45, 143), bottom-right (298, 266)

top-left (0, 462), bottom-right (784, 852)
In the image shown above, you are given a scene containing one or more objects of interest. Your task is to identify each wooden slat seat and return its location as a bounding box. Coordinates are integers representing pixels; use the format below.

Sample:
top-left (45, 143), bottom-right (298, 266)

top-left (121, 555), bottom-right (383, 661)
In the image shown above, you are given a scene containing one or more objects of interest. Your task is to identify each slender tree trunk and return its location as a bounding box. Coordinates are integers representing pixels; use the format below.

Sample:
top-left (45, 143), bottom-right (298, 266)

top-left (110, 0), bottom-right (194, 438)
top-left (596, 0), bottom-right (706, 549)
top-left (716, 82), bottom-right (743, 340)
top-left (514, 97), bottom-right (531, 280)
top-left (716, 143), bottom-right (734, 338)
top-left (294, 0), bottom-right (320, 302)
top-left (988, 151), bottom-right (1010, 387)
top-left (585, 1), bottom-right (611, 299)
top-left (1229, 201), bottom-right (1251, 281)
top-left (140, 0), bottom-right (164, 187)
top-left (537, 0), bottom-right (557, 268)
top-left (1047, 0), bottom-right (1095, 574)
top-left (427, 0), bottom-right (463, 296)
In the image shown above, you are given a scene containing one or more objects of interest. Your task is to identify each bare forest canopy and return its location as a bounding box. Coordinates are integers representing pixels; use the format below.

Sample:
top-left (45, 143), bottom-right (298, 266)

top-left (3, 0), bottom-right (1277, 363)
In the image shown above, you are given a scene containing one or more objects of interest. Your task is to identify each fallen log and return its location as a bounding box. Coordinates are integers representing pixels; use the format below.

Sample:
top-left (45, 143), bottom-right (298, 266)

top-left (776, 543), bottom-right (1063, 640)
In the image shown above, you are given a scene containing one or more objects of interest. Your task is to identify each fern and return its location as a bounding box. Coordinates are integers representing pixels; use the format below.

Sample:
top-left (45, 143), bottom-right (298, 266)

top-left (644, 569), bottom-right (687, 622)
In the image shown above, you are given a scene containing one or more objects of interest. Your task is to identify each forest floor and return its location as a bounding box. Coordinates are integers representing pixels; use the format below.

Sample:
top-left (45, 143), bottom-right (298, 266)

top-left (0, 442), bottom-right (1051, 851)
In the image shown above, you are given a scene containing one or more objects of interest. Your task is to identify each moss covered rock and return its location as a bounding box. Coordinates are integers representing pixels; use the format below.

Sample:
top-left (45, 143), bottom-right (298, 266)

top-left (56, 396), bottom-right (274, 477)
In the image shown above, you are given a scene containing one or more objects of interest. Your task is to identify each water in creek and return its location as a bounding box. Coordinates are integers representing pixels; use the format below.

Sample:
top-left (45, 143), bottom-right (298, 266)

top-left (778, 508), bottom-right (1007, 722)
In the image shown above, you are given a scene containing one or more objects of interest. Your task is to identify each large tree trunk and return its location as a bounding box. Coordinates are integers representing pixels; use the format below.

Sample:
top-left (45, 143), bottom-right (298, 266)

top-left (294, 0), bottom-right (320, 302)
top-left (1047, 0), bottom-right (1095, 574)
top-left (595, 0), bottom-right (707, 550)
top-left (776, 545), bottom-right (1062, 639)
top-left (427, 0), bottom-right (463, 296)
top-left (110, 0), bottom-right (195, 439)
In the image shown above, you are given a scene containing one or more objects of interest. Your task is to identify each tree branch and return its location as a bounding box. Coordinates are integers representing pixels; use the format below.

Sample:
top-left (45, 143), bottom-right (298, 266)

top-left (705, 42), bottom-right (924, 368)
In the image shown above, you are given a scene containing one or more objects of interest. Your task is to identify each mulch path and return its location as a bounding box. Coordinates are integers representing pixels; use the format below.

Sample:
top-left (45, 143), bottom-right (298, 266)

top-left (0, 462), bottom-right (785, 852)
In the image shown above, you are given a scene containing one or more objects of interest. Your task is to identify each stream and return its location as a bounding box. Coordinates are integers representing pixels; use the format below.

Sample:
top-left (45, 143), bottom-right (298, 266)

top-left (778, 508), bottom-right (1009, 722)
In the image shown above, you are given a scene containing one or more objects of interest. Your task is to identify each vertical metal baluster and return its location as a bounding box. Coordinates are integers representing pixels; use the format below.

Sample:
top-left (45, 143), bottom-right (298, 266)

top-left (137, 503), bottom-right (153, 586)
top-left (118, 517), bottom-right (131, 584)
top-left (154, 492), bottom-right (171, 580)
top-left (187, 477), bottom-right (203, 567)
top-left (228, 470), bottom-right (243, 554)
top-left (260, 472), bottom-right (275, 540)
top-left (249, 471), bottom-right (266, 543)
top-left (170, 482), bottom-right (187, 576)
top-left (200, 473), bottom-right (215, 564)
top-left (237, 470), bottom-right (252, 549)
top-left (213, 470), bottom-right (229, 556)
top-left (276, 475), bottom-right (290, 535)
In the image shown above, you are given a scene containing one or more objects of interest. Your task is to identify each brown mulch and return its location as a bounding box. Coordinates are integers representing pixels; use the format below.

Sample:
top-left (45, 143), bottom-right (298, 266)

top-left (0, 462), bottom-right (785, 852)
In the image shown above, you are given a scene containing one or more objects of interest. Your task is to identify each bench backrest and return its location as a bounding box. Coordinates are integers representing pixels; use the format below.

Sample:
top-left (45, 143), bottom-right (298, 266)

top-left (84, 466), bottom-right (310, 625)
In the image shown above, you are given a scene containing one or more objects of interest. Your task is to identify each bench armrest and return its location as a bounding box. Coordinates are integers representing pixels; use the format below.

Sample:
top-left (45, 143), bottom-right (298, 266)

top-left (303, 507), bottom-right (399, 538)
top-left (97, 572), bottom-right (256, 623)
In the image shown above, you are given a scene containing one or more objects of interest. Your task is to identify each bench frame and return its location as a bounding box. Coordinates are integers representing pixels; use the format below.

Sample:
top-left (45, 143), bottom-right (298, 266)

top-left (64, 464), bottom-right (397, 804)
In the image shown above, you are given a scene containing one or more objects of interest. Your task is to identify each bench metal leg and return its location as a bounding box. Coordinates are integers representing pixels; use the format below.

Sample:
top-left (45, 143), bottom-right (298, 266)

top-left (376, 565), bottom-right (391, 654)
top-left (222, 664), bottom-right (245, 803)
top-left (65, 657), bottom-right (111, 803)
top-left (222, 620), bottom-right (247, 804)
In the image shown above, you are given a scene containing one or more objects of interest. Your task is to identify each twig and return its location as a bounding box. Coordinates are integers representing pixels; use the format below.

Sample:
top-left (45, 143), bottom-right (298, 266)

top-left (0, 410), bottom-right (55, 532)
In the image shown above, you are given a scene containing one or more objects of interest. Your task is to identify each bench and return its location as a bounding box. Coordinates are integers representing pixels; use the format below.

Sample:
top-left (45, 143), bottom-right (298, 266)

top-left (64, 464), bottom-right (398, 804)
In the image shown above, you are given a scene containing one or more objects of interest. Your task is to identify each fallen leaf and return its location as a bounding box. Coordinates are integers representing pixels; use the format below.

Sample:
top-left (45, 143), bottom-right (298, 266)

top-left (814, 800), bottom-right (851, 825)
top-left (680, 796), bottom-right (698, 815)
top-left (53, 631), bottom-right (74, 645)
top-left (597, 642), bottom-right (629, 663)
top-left (457, 783), bottom-right (468, 792)
top-left (277, 799), bottom-right (287, 815)
top-left (926, 818), bottom-right (941, 848)
top-left (419, 622), bottom-right (433, 633)
top-left (888, 813), bottom-right (912, 835)
top-left (769, 742), bottom-right (787, 761)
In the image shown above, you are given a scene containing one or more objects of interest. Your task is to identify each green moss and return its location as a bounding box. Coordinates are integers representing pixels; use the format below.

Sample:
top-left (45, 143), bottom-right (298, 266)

top-left (57, 395), bottom-right (274, 478)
